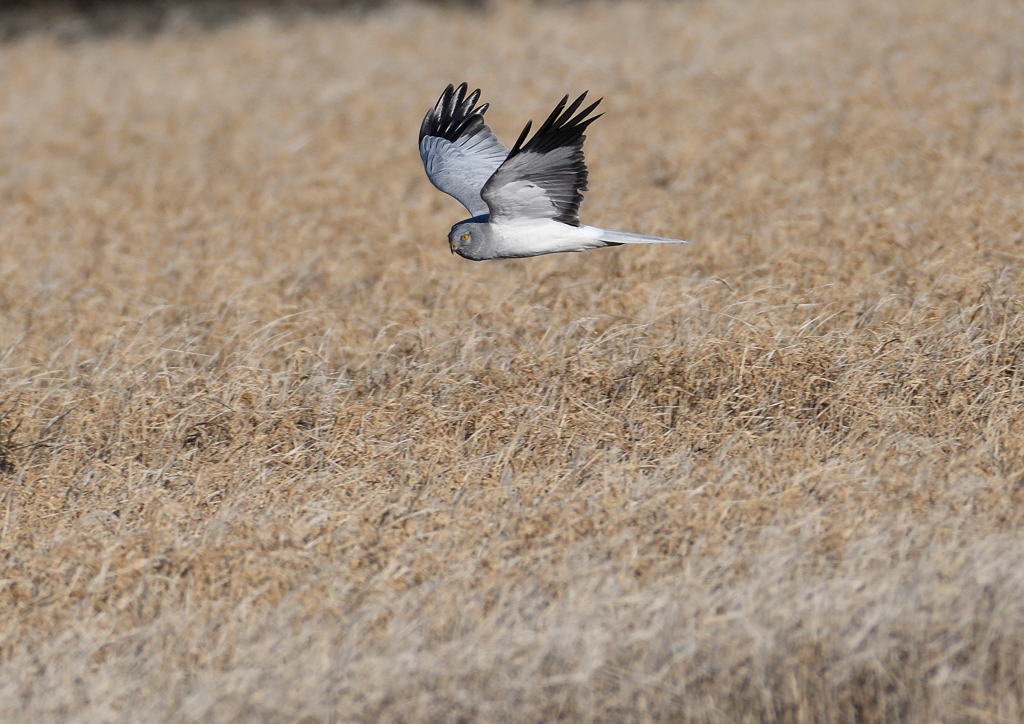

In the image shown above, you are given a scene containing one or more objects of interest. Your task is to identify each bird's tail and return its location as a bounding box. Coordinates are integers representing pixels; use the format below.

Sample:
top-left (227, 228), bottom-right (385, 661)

top-left (586, 226), bottom-right (689, 246)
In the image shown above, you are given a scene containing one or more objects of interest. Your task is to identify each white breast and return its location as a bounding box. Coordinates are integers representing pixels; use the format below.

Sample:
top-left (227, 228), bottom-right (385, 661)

top-left (489, 220), bottom-right (606, 259)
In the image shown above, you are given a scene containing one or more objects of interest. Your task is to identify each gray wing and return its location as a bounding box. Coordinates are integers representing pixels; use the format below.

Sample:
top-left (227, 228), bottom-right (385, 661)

top-left (481, 92), bottom-right (602, 226)
top-left (419, 83), bottom-right (509, 218)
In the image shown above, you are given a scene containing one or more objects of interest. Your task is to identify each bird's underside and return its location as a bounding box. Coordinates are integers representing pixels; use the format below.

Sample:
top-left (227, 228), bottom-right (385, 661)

top-left (419, 83), bottom-right (687, 261)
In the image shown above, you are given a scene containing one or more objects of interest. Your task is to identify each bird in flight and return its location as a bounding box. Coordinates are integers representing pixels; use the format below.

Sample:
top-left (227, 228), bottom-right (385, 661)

top-left (419, 83), bottom-right (687, 261)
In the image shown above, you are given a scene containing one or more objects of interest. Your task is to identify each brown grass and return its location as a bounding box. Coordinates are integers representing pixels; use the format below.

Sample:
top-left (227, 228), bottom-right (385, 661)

top-left (1, 0), bottom-right (1024, 720)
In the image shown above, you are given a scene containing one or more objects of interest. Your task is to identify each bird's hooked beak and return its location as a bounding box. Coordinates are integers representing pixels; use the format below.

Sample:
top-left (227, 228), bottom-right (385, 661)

top-left (449, 236), bottom-right (456, 254)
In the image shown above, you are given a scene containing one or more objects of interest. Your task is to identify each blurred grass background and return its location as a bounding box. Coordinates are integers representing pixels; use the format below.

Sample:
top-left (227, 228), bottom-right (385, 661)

top-left (1, 0), bottom-right (1024, 721)
top-left (0, 0), bottom-right (442, 40)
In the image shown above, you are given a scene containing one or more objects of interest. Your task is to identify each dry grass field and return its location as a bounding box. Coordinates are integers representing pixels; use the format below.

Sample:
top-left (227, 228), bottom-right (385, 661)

top-left (1, 0), bottom-right (1024, 720)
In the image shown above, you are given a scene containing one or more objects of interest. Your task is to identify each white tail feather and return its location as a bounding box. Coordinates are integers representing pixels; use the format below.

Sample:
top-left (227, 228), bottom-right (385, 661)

top-left (586, 226), bottom-right (688, 245)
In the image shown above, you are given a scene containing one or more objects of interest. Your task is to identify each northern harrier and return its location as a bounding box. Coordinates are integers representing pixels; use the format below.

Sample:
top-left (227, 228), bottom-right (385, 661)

top-left (419, 83), bottom-right (687, 261)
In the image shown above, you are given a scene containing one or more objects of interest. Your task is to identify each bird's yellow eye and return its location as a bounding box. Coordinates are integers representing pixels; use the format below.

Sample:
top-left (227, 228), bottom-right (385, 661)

top-left (460, 234), bottom-right (469, 242)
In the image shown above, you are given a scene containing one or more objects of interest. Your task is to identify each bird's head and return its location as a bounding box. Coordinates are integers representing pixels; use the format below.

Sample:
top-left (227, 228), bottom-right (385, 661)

top-left (448, 221), bottom-right (487, 260)
top-left (448, 225), bottom-right (470, 255)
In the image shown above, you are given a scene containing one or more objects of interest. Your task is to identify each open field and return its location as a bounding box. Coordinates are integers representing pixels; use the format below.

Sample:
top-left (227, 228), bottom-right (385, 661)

top-left (2, 0), bottom-right (1024, 720)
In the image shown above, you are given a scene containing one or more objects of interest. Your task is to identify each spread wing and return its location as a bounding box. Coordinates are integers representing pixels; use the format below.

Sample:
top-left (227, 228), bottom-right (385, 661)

top-left (419, 83), bottom-right (509, 218)
top-left (481, 92), bottom-right (602, 226)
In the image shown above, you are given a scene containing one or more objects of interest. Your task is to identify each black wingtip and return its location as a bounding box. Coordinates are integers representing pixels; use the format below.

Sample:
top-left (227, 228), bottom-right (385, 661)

top-left (507, 91), bottom-right (602, 158)
top-left (510, 120), bottom-right (532, 156)
top-left (419, 82), bottom-right (492, 145)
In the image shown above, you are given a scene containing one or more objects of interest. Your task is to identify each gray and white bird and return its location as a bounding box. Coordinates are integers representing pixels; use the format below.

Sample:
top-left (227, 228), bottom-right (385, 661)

top-left (419, 83), bottom-right (687, 261)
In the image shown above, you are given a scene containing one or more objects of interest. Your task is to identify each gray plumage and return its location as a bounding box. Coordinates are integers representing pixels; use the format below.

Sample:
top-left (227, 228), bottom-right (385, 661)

top-left (419, 83), bottom-right (688, 261)
top-left (419, 84), bottom-right (508, 218)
